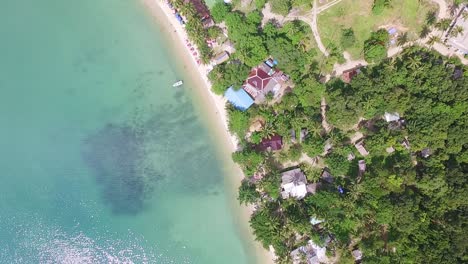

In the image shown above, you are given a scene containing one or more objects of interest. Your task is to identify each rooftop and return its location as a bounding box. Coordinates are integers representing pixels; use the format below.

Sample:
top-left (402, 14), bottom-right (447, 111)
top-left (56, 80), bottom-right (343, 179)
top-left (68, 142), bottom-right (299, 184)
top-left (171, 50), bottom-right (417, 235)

top-left (341, 66), bottom-right (362, 83)
top-left (355, 141), bottom-right (370, 156)
top-left (243, 67), bottom-right (279, 99)
top-left (257, 135), bottom-right (283, 151)
top-left (281, 168), bottom-right (307, 199)
top-left (384, 112), bottom-right (400, 122)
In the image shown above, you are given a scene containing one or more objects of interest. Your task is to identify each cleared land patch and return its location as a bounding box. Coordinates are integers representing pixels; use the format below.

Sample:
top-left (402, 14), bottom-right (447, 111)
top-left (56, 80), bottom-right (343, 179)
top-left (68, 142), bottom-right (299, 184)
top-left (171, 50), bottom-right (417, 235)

top-left (318, 0), bottom-right (437, 59)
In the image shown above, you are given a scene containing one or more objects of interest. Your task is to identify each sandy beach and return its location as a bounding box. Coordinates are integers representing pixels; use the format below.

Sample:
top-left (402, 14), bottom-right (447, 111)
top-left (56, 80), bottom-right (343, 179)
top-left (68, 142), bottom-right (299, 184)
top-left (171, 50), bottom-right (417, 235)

top-left (140, 0), bottom-right (274, 263)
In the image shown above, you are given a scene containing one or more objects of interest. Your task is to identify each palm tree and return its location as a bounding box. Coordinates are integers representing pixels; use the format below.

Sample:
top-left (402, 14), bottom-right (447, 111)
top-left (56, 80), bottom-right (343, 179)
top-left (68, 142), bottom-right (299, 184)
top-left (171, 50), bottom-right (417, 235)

top-left (450, 25), bottom-right (464, 37)
top-left (426, 35), bottom-right (441, 47)
top-left (396, 32), bottom-right (409, 47)
top-left (308, 124), bottom-right (323, 138)
top-left (435, 18), bottom-right (452, 31)
top-left (449, 2), bottom-right (460, 17)
top-left (419, 25), bottom-right (431, 39)
top-left (260, 123), bottom-right (276, 139)
top-left (407, 56), bottom-right (422, 71)
top-left (425, 11), bottom-right (437, 26)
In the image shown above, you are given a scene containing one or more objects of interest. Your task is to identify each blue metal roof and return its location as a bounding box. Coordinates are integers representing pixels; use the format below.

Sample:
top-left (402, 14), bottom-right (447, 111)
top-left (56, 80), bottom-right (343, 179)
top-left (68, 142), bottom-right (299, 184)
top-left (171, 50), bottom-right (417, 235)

top-left (224, 86), bottom-right (254, 111)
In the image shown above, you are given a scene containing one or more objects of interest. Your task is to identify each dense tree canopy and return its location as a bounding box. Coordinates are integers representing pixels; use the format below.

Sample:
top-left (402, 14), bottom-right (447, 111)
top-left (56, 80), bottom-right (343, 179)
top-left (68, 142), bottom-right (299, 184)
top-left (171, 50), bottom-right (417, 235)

top-left (208, 62), bottom-right (250, 95)
top-left (363, 29), bottom-right (389, 63)
top-left (237, 47), bottom-right (467, 263)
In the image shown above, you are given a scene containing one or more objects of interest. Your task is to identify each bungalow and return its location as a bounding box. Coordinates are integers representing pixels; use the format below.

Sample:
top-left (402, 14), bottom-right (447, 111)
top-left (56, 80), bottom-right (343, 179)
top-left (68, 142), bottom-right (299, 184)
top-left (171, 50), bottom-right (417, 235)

top-left (341, 66), bottom-right (362, 83)
top-left (358, 160), bottom-right (366, 174)
top-left (257, 135), bottom-right (283, 151)
top-left (213, 51), bottom-right (229, 65)
top-left (355, 140), bottom-right (370, 156)
top-left (281, 168), bottom-right (308, 199)
top-left (290, 239), bottom-right (329, 264)
top-left (321, 169), bottom-right (334, 184)
top-left (384, 112), bottom-right (400, 122)
top-left (309, 216), bottom-right (324, 225)
top-left (224, 86), bottom-right (254, 111)
top-left (421, 148), bottom-right (432, 158)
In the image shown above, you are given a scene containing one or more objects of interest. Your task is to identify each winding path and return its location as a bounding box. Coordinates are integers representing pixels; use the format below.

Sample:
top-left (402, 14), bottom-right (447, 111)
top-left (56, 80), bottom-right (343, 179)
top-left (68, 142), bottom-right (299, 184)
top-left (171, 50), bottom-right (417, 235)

top-left (431, 0), bottom-right (449, 19)
top-left (262, 0), bottom-right (344, 57)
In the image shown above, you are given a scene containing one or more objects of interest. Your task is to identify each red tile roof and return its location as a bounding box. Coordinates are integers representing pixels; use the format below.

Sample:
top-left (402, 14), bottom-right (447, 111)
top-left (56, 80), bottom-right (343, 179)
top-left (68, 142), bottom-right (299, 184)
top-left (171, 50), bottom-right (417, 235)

top-left (341, 67), bottom-right (362, 83)
top-left (247, 68), bottom-right (273, 91)
top-left (257, 135), bottom-right (283, 151)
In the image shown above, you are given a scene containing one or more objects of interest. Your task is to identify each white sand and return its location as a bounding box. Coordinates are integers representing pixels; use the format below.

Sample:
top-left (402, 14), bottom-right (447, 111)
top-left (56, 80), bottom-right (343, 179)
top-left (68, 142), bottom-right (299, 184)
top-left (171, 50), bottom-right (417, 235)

top-left (140, 0), bottom-right (275, 263)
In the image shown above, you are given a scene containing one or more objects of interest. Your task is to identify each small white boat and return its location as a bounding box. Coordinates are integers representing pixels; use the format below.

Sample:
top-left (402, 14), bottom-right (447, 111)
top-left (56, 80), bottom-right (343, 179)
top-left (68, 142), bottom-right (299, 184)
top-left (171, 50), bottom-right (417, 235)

top-left (172, 80), bottom-right (183, 87)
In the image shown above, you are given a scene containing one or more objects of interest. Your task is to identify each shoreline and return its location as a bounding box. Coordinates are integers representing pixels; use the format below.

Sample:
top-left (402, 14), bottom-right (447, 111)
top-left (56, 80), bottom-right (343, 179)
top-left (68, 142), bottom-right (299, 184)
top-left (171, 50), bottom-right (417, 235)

top-left (140, 0), bottom-right (274, 263)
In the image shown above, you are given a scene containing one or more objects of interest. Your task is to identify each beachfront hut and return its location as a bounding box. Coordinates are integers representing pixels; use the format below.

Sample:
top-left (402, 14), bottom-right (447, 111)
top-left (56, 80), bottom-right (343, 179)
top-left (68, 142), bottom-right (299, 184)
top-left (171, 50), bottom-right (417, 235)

top-left (257, 135), bottom-right (283, 151)
top-left (213, 51), bottom-right (229, 65)
top-left (225, 86), bottom-right (254, 111)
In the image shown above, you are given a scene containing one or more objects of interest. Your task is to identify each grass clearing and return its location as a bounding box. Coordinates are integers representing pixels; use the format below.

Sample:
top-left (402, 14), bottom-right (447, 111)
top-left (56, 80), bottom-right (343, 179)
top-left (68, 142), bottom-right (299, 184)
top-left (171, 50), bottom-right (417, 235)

top-left (318, 0), bottom-right (437, 59)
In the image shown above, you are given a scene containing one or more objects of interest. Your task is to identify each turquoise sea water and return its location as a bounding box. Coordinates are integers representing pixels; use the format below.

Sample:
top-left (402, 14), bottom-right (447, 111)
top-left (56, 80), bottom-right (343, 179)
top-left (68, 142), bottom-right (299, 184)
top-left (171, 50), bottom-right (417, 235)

top-left (0, 0), bottom-right (253, 263)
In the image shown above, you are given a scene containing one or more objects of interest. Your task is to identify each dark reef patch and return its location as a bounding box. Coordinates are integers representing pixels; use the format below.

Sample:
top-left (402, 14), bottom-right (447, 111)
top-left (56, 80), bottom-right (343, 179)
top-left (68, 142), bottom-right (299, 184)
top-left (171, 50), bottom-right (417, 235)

top-left (82, 99), bottom-right (224, 215)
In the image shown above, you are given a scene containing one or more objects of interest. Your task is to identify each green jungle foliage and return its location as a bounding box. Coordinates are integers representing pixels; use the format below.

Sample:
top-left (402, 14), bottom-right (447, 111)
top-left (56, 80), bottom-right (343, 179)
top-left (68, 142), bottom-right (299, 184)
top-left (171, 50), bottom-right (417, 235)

top-left (236, 48), bottom-right (468, 263)
top-left (171, 0), bottom-right (212, 63)
top-left (363, 29), bottom-right (389, 63)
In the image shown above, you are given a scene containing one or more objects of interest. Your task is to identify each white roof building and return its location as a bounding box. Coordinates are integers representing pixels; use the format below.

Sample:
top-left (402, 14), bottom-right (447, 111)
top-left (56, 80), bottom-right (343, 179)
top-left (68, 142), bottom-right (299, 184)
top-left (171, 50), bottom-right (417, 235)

top-left (355, 141), bottom-right (370, 156)
top-left (281, 168), bottom-right (307, 199)
top-left (384, 112), bottom-right (400, 122)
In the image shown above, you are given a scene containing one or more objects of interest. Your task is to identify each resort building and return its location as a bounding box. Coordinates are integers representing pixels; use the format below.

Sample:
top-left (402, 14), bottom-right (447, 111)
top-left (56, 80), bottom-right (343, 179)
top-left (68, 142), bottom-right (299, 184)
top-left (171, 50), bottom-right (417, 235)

top-left (224, 86), bottom-right (254, 111)
top-left (242, 58), bottom-right (287, 102)
top-left (243, 67), bottom-right (280, 101)
top-left (257, 135), bottom-right (283, 151)
top-left (281, 168), bottom-right (308, 199)
top-left (355, 140), bottom-right (370, 156)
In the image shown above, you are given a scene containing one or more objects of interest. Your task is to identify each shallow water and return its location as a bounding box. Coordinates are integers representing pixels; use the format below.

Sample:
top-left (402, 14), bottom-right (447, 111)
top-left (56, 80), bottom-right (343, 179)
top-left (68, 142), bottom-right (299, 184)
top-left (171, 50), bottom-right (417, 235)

top-left (0, 0), bottom-right (251, 263)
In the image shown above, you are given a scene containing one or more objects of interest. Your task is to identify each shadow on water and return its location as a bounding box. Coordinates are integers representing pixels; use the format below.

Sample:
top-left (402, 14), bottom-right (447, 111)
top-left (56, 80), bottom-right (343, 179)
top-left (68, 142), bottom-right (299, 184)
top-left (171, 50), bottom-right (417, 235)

top-left (82, 96), bottom-right (223, 215)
